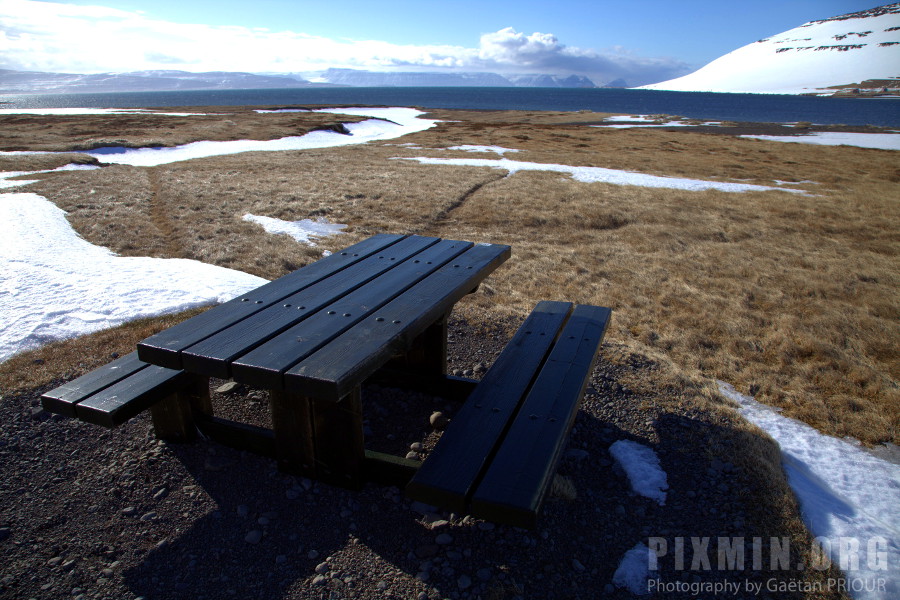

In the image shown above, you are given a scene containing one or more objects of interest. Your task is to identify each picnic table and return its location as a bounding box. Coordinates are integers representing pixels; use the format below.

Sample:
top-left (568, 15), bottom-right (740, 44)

top-left (42, 233), bottom-right (611, 527)
top-left (136, 234), bottom-right (509, 487)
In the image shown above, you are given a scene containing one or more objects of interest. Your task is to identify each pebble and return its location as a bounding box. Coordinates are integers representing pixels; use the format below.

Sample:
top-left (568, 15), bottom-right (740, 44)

top-left (405, 451), bottom-right (419, 460)
top-left (457, 574), bottom-right (472, 589)
top-left (429, 411), bottom-right (448, 430)
top-left (572, 558), bottom-right (586, 572)
top-left (244, 530), bottom-right (263, 544)
top-left (275, 555), bottom-right (287, 565)
top-left (312, 575), bottom-right (327, 586)
top-left (216, 382), bottom-right (241, 394)
top-left (315, 562), bottom-right (329, 574)
top-left (435, 533), bottom-right (453, 545)
top-left (409, 442), bottom-right (423, 452)
top-left (307, 549), bottom-right (319, 560)
top-left (139, 512), bottom-right (157, 521)
top-left (236, 504), bottom-right (249, 517)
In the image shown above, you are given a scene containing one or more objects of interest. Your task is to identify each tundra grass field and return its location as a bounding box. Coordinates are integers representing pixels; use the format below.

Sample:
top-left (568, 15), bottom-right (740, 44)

top-left (2, 105), bottom-right (896, 598)
top-left (2, 106), bottom-right (896, 446)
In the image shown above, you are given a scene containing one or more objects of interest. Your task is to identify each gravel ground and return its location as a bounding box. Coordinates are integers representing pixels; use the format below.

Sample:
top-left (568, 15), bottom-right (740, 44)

top-left (0, 314), bottom-right (827, 600)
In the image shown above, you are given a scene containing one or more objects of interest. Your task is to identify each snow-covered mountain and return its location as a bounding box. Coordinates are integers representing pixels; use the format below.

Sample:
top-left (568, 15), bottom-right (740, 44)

top-left (0, 69), bottom-right (322, 94)
top-left (640, 3), bottom-right (900, 95)
top-left (313, 69), bottom-right (596, 88)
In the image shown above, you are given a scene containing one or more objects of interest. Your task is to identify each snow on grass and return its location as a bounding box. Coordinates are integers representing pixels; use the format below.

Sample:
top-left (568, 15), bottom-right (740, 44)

top-left (612, 542), bottom-right (652, 595)
top-left (0, 163), bottom-right (99, 188)
top-left (83, 107), bottom-right (438, 167)
top-left (0, 192), bottom-right (266, 363)
top-left (446, 145), bottom-right (520, 155)
top-left (609, 440), bottom-right (669, 505)
top-left (242, 214), bottom-right (346, 245)
top-left (396, 157), bottom-right (807, 194)
top-left (741, 132), bottom-right (900, 151)
top-left (719, 382), bottom-right (900, 600)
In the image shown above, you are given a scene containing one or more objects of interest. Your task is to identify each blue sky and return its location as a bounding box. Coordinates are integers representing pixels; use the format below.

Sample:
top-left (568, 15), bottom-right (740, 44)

top-left (0, 0), bottom-right (888, 85)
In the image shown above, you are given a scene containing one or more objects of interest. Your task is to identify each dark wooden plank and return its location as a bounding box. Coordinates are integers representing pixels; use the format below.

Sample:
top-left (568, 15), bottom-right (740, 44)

top-left (195, 414), bottom-right (277, 458)
top-left (367, 368), bottom-right (478, 403)
top-left (311, 389), bottom-right (365, 489)
top-left (149, 375), bottom-right (210, 441)
top-left (283, 242), bottom-right (511, 400)
top-left (388, 312), bottom-right (449, 375)
top-left (40, 352), bottom-right (147, 417)
top-left (181, 236), bottom-right (440, 378)
top-left (137, 233), bottom-right (406, 368)
top-left (270, 390), bottom-right (316, 478)
top-left (74, 365), bottom-right (193, 427)
top-left (231, 239), bottom-right (474, 389)
top-left (364, 450), bottom-right (420, 487)
top-left (405, 301), bottom-right (572, 512)
top-left (469, 304), bottom-right (611, 528)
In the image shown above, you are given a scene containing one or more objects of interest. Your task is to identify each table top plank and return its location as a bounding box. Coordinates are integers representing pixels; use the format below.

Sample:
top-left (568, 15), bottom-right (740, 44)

top-left (230, 239), bottom-right (475, 389)
top-left (180, 235), bottom-right (441, 378)
top-left (137, 233), bottom-right (406, 368)
top-left (284, 242), bottom-right (511, 399)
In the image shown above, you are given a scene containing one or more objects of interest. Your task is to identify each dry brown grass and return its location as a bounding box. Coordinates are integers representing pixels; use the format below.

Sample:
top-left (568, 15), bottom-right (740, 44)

top-left (2, 107), bottom-right (897, 446)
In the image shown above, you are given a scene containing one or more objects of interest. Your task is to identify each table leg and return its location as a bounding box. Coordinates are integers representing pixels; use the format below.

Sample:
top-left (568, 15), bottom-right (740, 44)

top-left (390, 311), bottom-right (448, 375)
top-left (269, 390), bottom-right (316, 478)
top-left (149, 375), bottom-right (210, 441)
top-left (311, 387), bottom-right (365, 490)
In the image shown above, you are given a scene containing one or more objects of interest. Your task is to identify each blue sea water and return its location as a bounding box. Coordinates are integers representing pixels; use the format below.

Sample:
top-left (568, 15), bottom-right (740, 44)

top-left (1, 87), bottom-right (898, 127)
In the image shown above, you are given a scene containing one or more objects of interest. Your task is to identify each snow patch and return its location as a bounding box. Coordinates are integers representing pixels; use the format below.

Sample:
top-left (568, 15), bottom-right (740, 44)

top-left (0, 192), bottom-right (266, 363)
top-left (81, 107), bottom-right (437, 166)
top-left (396, 156), bottom-right (807, 194)
top-left (0, 163), bottom-right (100, 188)
top-left (242, 214), bottom-right (346, 245)
top-left (609, 440), bottom-right (669, 505)
top-left (446, 145), bottom-right (520, 155)
top-left (612, 542), bottom-right (651, 595)
top-left (719, 381), bottom-right (899, 600)
top-left (741, 132), bottom-right (900, 150)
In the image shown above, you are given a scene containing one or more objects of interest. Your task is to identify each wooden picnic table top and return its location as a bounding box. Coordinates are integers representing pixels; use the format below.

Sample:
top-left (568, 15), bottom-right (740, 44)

top-left (137, 234), bottom-right (510, 401)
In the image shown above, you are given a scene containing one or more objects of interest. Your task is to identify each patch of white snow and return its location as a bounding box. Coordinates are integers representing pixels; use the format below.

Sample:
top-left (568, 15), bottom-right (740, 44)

top-left (609, 440), bottom-right (668, 505)
top-left (719, 381), bottom-right (899, 600)
top-left (242, 214), bottom-right (346, 245)
top-left (741, 132), bottom-right (900, 151)
top-left (612, 542), bottom-right (651, 595)
top-left (396, 156), bottom-right (806, 194)
top-left (0, 192), bottom-right (266, 363)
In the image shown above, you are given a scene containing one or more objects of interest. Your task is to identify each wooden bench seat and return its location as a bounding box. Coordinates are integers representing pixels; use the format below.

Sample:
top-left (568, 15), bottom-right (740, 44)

top-left (405, 301), bottom-right (611, 528)
top-left (40, 352), bottom-right (203, 433)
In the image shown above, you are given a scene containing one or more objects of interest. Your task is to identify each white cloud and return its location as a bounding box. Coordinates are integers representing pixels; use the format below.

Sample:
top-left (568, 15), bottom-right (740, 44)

top-left (0, 0), bottom-right (690, 84)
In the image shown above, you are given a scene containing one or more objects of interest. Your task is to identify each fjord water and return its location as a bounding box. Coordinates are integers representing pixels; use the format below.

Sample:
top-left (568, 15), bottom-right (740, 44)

top-left (2, 87), bottom-right (898, 126)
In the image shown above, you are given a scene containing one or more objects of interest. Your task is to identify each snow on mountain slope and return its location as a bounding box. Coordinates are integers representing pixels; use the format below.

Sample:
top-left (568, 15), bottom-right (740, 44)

top-left (640, 4), bottom-right (900, 95)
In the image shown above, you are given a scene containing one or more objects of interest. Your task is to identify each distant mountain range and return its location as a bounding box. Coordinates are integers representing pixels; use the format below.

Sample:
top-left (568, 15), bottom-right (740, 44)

top-left (0, 68), bottom-right (601, 94)
top-left (640, 3), bottom-right (900, 95)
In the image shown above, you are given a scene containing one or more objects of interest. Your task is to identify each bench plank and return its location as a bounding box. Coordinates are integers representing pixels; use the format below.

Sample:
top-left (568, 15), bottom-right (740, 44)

top-left (181, 235), bottom-right (441, 378)
top-left (74, 365), bottom-right (193, 428)
top-left (40, 352), bottom-right (148, 417)
top-left (469, 304), bottom-right (611, 527)
top-left (231, 239), bottom-right (475, 389)
top-left (405, 301), bottom-right (573, 512)
top-left (137, 233), bottom-right (406, 368)
top-left (283, 242), bottom-right (511, 400)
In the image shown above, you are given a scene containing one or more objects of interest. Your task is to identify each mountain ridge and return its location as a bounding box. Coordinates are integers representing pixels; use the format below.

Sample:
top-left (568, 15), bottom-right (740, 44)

top-left (640, 3), bottom-right (900, 95)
